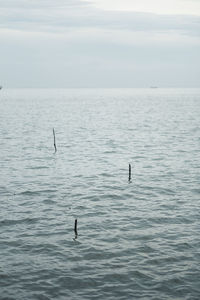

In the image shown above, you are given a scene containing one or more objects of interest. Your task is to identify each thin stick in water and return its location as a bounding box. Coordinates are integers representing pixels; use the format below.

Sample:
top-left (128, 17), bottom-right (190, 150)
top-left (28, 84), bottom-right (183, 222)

top-left (74, 219), bottom-right (78, 239)
top-left (129, 163), bottom-right (131, 182)
top-left (53, 128), bottom-right (57, 153)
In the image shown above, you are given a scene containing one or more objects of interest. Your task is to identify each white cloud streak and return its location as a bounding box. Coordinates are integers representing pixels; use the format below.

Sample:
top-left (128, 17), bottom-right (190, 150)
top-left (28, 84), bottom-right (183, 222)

top-left (85, 0), bottom-right (200, 16)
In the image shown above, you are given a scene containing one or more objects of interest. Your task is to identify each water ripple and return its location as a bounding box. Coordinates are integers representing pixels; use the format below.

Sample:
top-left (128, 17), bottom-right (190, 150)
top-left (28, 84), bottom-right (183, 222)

top-left (0, 88), bottom-right (200, 299)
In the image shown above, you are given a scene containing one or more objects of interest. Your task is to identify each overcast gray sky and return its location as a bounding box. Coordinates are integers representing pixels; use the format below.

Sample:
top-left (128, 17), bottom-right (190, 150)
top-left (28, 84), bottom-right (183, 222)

top-left (0, 0), bottom-right (199, 88)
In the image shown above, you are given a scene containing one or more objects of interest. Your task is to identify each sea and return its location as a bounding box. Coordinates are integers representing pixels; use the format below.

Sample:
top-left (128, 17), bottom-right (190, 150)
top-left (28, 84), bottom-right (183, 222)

top-left (0, 88), bottom-right (199, 300)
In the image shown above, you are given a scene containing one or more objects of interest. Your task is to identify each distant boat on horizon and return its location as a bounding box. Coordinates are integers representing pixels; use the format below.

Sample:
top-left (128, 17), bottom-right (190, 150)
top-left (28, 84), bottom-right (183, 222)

top-left (0, 86), bottom-right (2, 90)
top-left (150, 86), bottom-right (158, 89)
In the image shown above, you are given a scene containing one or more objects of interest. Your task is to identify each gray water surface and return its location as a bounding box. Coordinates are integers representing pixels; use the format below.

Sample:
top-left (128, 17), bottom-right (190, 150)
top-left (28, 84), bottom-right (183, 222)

top-left (0, 88), bottom-right (200, 299)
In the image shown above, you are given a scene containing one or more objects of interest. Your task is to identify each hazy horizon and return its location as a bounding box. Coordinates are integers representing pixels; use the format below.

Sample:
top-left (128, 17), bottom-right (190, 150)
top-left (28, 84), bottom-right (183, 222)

top-left (2, 87), bottom-right (200, 89)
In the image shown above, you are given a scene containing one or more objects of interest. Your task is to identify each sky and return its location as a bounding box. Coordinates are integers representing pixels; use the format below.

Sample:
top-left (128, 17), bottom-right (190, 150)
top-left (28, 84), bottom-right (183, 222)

top-left (0, 0), bottom-right (199, 88)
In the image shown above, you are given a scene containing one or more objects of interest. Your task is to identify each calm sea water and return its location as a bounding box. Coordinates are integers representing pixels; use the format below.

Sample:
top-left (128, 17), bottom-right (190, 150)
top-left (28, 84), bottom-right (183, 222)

top-left (0, 88), bottom-right (200, 300)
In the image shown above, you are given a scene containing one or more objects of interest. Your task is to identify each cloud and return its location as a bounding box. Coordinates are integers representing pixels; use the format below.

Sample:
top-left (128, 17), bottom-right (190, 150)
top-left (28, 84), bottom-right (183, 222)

top-left (85, 0), bottom-right (200, 16)
top-left (0, 0), bottom-right (200, 39)
top-left (0, 0), bottom-right (199, 87)
top-left (0, 0), bottom-right (88, 8)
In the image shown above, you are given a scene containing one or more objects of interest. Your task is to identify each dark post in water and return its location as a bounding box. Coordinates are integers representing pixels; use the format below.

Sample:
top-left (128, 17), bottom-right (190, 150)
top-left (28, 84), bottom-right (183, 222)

top-left (74, 219), bottom-right (78, 239)
top-left (129, 163), bottom-right (131, 182)
top-left (53, 128), bottom-right (57, 153)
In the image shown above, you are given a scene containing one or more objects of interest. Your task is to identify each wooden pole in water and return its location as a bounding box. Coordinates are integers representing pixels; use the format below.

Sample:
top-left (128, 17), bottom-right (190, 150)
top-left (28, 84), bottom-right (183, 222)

top-left (74, 219), bottom-right (78, 238)
top-left (53, 128), bottom-right (57, 153)
top-left (129, 163), bottom-right (131, 182)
